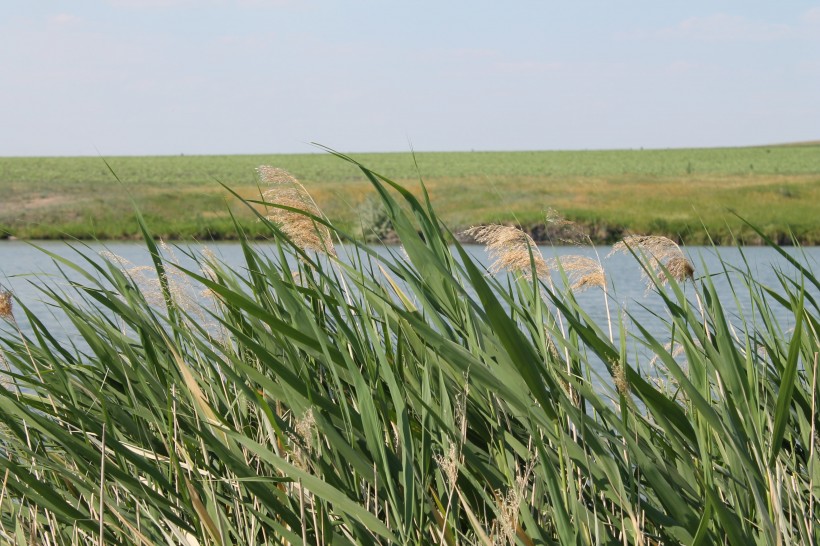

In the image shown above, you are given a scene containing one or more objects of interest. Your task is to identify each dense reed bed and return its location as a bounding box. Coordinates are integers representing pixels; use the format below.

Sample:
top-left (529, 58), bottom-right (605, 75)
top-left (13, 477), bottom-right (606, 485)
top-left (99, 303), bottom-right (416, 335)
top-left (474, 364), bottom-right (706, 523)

top-left (0, 153), bottom-right (818, 545)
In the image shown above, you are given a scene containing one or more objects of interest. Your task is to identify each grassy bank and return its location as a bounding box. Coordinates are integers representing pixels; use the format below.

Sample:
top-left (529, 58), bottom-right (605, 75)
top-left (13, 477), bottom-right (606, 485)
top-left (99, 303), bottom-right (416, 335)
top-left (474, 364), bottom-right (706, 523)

top-left (1, 144), bottom-right (819, 243)
top-left (1, 155), bottom-right (818, 544)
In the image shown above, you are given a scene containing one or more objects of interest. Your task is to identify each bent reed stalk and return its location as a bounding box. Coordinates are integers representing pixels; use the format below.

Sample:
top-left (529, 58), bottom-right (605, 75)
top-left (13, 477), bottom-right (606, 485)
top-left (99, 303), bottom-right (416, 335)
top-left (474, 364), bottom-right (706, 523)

top-left (0, 155), bottom-right (818, 546)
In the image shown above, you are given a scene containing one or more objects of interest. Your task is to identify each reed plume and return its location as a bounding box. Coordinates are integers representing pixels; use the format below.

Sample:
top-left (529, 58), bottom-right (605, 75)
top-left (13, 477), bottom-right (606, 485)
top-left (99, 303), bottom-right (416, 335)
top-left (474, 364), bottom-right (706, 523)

top-left (0, 288), bottom-right (17, 392)
top-left (610, 235), bottom-right (695, 289)
top-left (293, 407), bottom-right (317, 455)
top-left (0, 289), bottom-right (12, 320)
top-left (0, 351), bottom-right (11, 390)
top-left (547, 255), bottom-right (606, 293)
top-left (660, 255), bottom-right (695, 285)
top-left (99, 245), bottom-right (206, 324)
top-left (462, 225), bottom-right (549, 280)
top-left (611, 362), bottom-right (629, 398)
top-left (545, 207), bottom-right (588, 245)
top-left (545, 209), bottom-right (614, 341)
top-left (492, 458), bottom-right (534, 546)
top-left (257, 166), bottom-right (336, 256)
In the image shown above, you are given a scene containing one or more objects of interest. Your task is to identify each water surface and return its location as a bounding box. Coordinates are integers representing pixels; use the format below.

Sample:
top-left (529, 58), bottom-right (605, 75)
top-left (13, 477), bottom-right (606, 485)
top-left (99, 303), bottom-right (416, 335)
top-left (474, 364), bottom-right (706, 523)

top-left (2, 241), bottom-right (817, 380)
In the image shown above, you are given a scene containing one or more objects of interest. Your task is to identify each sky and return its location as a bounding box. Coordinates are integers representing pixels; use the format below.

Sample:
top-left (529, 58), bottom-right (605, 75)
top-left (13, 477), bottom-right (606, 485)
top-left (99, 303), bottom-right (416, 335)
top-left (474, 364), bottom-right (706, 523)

top-left (1, 1), bottom-right (819, 156)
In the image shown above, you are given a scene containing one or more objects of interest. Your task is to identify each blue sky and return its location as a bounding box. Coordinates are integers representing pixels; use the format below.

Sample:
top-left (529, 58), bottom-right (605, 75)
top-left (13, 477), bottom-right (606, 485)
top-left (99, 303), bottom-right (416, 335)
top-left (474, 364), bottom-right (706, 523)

top-left (2, 1), bottom-right (818, 156)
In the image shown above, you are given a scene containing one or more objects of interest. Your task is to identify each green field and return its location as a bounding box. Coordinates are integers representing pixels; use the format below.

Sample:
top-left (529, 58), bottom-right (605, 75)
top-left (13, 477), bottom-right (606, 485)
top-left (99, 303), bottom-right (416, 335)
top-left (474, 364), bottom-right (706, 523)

top-left (1, 144), bottom-right (819, 243)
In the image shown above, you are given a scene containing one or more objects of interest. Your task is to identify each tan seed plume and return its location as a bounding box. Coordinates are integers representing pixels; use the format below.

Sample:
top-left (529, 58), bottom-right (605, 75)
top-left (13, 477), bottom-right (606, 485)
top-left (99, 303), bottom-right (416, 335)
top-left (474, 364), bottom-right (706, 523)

top-left (0, 290), bottom-right (12, 319)
top-left (0, 351), bottom-right (12, 390)
top-left (293, 407), bottom-right (317, 454)
top-left (257, 166), bottom-right (336, 256)
top-left (99, 247), bottom-right (206, 324)
top-left (256, 166), bottom-right (300, 186)
top-left (492, 459), bottom-right (533, 546)
top-left (548, 255), bottom-right (606, 293)
top-left (545, 208), bottom-right (588, 245)
top-left (434, 442), bottom-right (459, 489)
top-left (609, 235), bottom-right (695, 288)
top-left (612, 362), bottom-right (629, 398)
top-left (463, 225), bottom-right (549, 280)
top-left (659, 255), bottom-right (695, 284)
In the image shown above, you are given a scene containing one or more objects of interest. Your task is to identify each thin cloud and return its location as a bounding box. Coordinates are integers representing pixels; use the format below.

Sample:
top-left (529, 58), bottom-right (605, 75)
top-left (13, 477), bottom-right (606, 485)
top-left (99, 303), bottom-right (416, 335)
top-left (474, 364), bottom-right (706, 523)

top-left (235, 0), bottom-right (297, 6)
top-left (105, 0), bottom-right (295, 7)
top-left (494, 60), bottom-right (562, 74)
top-left (105, 0), bottom-right (194, 7)
top-left (664, 60), bottom-right (707, 75)
top-left (49, 13), bottom-right (84, 26)
top-left (658, 13), bottom-right (791, 42)
top-left (798, 7), bottom-right (820, 39)
top-left (802, 6), bottom-right (820, 23)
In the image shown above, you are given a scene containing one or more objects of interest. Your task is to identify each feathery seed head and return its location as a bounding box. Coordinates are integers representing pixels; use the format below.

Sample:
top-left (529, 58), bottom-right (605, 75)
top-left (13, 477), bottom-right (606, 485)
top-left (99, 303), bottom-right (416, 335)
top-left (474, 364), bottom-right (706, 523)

top-left (546, 336), bottom-right (561, 362)
top-left (660, 255), bottom-right (695, 284)
top-left (549, 255), bottom-right (606, 292)
top-left (610, 235), bottom-right (681, 263)
top-left (463, 224), bottom-right (549, 280)
top-left (493, 460), bottom-right (533, 546)
top-left (649, 341), bottom-right (695, 371)
top-left (612, 362), bottom-right (629, 397)
top-left (610, 235), bottom-right (695, 289)
top-left (0, 290), bottom-right (12, 319)
top-left (100, 249), bottom-right (203, 318)
top-left (545, 208), bottom-right (588, 245)
top-left (258, 166), bottom-right (336, 256)
top-left (0, 351), bottom-right (12, 390)
top-left (434, 442), bottom-right (459, 488)
top-left (294, 408), bottom-right (317, 454)
top-left (256, 165), bottom-right (299, 185)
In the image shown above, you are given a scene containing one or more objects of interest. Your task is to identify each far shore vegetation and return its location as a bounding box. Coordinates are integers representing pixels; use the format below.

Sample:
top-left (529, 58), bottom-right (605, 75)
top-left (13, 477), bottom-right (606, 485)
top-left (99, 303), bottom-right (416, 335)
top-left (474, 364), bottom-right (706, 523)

top-left (1, 143), bottom-right (819, 244)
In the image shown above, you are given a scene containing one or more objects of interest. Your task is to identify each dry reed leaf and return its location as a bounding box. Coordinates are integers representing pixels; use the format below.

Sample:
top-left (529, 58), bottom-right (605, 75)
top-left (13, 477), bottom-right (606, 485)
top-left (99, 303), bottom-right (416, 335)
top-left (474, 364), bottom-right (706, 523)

top-left (463, 225), bottom-right (549, 280)
top-left (609, 235), bottom-right (695, 289)
top-left (257, 166), bottom-right (336, 256)
top-left (548, 255), bottom-right (606, 292)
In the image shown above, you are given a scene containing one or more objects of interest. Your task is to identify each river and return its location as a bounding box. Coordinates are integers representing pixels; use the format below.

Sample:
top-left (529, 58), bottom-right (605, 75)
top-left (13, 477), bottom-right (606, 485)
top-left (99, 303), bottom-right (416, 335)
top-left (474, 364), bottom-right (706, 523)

top-left (1, 241), bottom-right (818, 376)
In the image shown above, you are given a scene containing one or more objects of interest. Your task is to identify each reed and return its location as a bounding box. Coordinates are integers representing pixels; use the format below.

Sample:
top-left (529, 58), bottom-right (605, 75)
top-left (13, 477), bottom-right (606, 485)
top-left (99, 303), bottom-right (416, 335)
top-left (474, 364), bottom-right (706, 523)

top-left (0, 154), bottom-right (817, 545)
top-left (610, 234), bottom-right (695, 289)
top-left (258, 165), bottom-right (336, 256)
top-left (462, 224), bottom-right (549, 280)
top-left (0, 289), bottom-right (11, 320)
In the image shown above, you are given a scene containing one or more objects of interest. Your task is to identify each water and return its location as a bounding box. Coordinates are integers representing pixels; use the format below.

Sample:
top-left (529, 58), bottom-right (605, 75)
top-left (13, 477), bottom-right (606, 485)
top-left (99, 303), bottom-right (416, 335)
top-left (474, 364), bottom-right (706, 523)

top-left (1, 241), bottom-right (818, 372)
